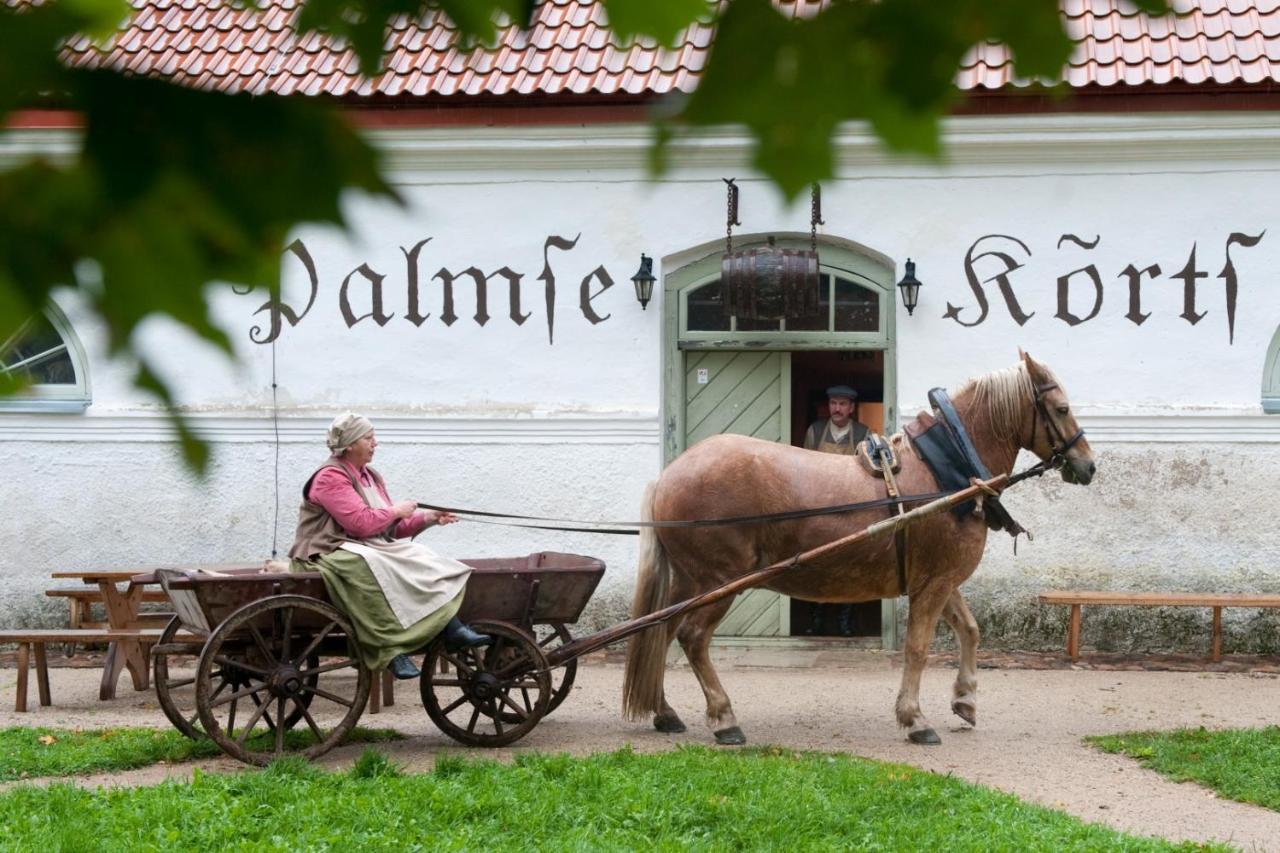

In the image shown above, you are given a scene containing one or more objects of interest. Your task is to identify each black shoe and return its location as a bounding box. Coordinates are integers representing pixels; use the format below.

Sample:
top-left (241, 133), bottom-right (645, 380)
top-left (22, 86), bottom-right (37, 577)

top-left (443, 617), bottom-right (492, 651)
top-left (388, 653), bottom-right (421, 680)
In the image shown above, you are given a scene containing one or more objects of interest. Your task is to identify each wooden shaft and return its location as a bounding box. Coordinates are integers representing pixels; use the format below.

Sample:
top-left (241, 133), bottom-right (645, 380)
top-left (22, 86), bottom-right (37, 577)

top-left (15, 642), bottom-right (29, 713)
top-left (547, 474), bottom-right (1008, 667)
top-left (1212, 606), bottom-right (1222, 662)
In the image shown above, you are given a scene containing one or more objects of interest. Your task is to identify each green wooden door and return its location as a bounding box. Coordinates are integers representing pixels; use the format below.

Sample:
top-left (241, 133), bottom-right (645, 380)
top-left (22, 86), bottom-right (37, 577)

top-left (683, 350), bottom-right (791, 636)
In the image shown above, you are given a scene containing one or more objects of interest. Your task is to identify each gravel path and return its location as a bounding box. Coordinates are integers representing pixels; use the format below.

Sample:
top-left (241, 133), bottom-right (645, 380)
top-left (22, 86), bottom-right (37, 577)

top-left (2, 649), bottom-right (1278, 850)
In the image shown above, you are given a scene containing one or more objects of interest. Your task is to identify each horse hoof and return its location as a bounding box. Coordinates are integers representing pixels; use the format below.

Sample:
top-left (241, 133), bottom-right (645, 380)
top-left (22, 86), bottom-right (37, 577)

top-left (952, 702), bottom-right (977, 727)
top-left (653, 713), bottom-right (687, 734)
top-left (714, 726), bottom-right (746, 746)
top-left (908, 728), bottom-right (941, 745)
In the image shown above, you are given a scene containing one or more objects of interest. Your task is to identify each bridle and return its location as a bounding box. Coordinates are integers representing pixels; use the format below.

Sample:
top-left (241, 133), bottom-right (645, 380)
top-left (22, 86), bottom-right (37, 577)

top-left (1023, 381), bottom-right (1086, 474)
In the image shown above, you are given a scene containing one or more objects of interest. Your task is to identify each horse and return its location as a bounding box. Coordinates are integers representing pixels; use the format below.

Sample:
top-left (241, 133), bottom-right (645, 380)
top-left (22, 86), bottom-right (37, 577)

top-left (622, 351), bottom-right (1095, 745)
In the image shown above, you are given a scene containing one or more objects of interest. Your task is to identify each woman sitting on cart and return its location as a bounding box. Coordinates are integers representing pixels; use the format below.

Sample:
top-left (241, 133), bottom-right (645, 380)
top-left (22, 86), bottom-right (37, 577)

top-left (289, 412), bottom-right (491, 681)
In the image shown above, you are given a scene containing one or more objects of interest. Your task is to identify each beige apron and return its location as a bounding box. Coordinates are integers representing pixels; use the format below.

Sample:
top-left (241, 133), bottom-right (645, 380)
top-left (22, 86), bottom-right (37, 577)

top-left (816, 421), bottom-right (859, 456)
top-left (339, 489), bottom-right (471, 630)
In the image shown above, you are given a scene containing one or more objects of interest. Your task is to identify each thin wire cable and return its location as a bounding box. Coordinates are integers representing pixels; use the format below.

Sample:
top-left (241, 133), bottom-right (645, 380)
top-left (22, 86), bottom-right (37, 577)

top-left (271, 337), bottom-right (280, 558)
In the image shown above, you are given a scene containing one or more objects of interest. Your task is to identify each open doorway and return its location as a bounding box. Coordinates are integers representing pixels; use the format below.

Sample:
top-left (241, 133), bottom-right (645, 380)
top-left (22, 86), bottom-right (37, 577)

top-left (788, 350), bottom-right (884, 638)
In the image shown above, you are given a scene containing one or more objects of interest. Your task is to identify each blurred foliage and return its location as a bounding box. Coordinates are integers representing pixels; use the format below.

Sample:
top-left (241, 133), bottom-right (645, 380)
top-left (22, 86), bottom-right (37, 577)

top-left (0, 0), bottom-right (1170, 471)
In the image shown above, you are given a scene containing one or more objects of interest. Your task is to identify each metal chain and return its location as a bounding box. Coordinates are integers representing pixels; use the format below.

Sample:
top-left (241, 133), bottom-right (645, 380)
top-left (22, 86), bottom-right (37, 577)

top-left (724, 177), bottom-right (738, 255)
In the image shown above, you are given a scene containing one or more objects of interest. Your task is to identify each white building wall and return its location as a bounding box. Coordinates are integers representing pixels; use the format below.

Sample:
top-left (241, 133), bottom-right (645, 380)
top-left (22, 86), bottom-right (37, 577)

top-left (3, 113), bottom-right (1280, 650)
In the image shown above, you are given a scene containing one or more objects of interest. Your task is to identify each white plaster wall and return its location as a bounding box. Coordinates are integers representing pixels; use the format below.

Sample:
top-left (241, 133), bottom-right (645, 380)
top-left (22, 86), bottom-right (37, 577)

top-left (4, 113), bottom-right (1280, 650)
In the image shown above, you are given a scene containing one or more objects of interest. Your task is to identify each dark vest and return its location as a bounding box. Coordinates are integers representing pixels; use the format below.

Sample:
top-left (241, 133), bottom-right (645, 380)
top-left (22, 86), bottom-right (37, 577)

top-left (288, 459), bottom-right (393, 561)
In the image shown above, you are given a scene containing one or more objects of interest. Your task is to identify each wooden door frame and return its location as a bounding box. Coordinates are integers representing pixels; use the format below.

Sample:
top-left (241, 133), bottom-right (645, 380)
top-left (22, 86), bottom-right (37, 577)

top-left (661, 235), bottom-right (901, 649)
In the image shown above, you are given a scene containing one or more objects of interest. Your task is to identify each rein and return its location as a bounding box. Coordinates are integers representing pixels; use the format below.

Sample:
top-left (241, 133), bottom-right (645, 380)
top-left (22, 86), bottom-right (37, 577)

top-left (417, 490), bottom-right (955, 536)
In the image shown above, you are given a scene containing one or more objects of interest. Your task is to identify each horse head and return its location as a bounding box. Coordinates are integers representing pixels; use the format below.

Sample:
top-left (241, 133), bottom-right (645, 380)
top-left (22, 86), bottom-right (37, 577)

top-left (1019, 350), bottom-right (1095, 486)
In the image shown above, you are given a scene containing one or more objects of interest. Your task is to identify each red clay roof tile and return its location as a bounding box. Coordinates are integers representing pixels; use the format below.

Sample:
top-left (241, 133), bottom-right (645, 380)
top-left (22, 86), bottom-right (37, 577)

top-left (54, 0), bottom-right (1280, 101)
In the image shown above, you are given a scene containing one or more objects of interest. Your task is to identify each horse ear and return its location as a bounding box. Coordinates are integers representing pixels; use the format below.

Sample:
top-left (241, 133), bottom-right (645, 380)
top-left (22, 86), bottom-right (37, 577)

top-left (1020, 349), bottom-right (1046, 380)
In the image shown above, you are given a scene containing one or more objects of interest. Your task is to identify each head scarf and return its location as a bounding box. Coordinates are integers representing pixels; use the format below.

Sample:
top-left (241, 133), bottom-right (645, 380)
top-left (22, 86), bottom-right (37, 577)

top-left (326, 412), bottom-right (374, 456)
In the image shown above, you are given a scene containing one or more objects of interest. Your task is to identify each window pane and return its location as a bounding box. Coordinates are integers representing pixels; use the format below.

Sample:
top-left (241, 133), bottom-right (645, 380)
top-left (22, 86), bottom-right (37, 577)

top-left (734, 314), bottom-right (783, 332)
top-left (686, 280), bottom-right (731, 331)
top-left (833, 277), bottom-right (879, 332)
top-left (2, 317), bottom-right (77, 385)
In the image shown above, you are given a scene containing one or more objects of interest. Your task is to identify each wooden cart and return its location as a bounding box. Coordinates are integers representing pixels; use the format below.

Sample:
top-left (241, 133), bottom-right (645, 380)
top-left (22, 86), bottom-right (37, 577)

top-left (147, 552), bottom-right (603, 765)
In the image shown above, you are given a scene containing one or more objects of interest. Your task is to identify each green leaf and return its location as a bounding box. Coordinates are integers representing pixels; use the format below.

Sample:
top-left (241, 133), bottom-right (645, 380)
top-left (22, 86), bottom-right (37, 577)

top-left (602, 0), bottom-right (710, 45)
top-left (135, 358), bottom-right (209, 475)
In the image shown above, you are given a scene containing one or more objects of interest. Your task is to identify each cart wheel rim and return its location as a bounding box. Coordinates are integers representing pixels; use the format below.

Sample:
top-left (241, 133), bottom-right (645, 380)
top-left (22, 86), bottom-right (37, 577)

top-left (419, 620), bottom-right (551, 747)
top-left (194, 594), bottom-right (371, 766)
top-left (154, 615), bottom-right (206, 740)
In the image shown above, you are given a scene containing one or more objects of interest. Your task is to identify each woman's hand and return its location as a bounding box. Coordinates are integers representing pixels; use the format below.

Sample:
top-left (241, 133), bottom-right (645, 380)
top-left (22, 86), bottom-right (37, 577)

top-left (421, 509), bottom-right (459, 527)
top-left (392, 500), bottom-right (418, 519)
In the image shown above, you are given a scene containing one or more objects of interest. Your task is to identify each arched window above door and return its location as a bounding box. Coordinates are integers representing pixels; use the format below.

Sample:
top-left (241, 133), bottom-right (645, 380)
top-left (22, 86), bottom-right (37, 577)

top-left (683, 273), bottom-right (882, 337)
top-left (0, 305), bottom-right (91, 412)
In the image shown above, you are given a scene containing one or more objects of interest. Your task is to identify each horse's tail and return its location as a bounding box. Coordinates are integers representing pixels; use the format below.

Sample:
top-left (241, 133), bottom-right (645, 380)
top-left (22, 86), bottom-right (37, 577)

top-left (622, 481), bottom-right (671, 721)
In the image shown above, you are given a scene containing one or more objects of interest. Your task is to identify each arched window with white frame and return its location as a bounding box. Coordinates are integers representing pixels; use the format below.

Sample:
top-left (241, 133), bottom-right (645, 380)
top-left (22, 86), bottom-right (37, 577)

top-left (0, 304), bottom-right (91, 412)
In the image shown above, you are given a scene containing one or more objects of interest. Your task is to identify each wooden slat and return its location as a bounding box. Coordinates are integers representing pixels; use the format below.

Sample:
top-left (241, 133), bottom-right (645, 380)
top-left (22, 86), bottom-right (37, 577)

top-left (0, 629), bottom-right (186, 642)
top-left (1040, 591), bottom-right (1280, 607)
top-left (685, 352), bottom-right (770, 435)
top-left (46, 589), bottom-right (168, 602)
top-left (688, 354), bottom-right (779, 442)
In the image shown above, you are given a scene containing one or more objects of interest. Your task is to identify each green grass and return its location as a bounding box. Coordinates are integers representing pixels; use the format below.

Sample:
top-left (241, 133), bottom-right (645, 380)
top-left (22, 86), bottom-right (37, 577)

top-left (0, 726), bottom-right (403, 782)
top-left (0, 746), bottom-right (1218, 851)
top-left (1088, 726), bottom-right (1280, 812)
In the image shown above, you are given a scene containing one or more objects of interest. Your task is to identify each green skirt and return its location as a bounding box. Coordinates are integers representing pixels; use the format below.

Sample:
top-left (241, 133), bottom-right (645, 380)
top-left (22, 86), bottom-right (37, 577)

top-left (291, 549), bottom-right (464, 672)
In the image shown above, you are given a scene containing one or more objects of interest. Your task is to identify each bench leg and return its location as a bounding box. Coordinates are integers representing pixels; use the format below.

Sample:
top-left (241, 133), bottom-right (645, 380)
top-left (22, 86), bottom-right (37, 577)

top-left (382, 671), bottom-right (395, 708)
top-left (1067, 604), bottom-right (1082, 661)
top-left (368, 679), bottom-right (381, 714)
top-left (33, 644), bottom-right (51, 707)
top-left (1212, 606), bottom-right (1223, 662)
top-left (15, 642), bottom-right (29, 712)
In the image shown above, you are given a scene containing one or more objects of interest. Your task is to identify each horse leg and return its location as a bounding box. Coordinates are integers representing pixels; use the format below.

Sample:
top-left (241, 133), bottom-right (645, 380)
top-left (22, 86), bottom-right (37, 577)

top-left (895, 588), bottom-right (952, 745)
top-left (940, 588), bottom-right (979, 727)
top-left (675, 596), bottom-right (744, 745)
top-left (652, 615), bottom-right (688, 733)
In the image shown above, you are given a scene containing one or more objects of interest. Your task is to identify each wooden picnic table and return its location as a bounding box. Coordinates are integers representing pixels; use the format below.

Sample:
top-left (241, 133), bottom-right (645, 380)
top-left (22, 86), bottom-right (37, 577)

top-left (50, 570), bottom-right (164, 700)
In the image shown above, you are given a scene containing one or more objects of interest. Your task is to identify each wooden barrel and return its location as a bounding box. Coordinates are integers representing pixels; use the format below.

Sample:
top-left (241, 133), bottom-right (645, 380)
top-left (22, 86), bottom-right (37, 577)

top-left (721, 240), bottom-right (820, 322)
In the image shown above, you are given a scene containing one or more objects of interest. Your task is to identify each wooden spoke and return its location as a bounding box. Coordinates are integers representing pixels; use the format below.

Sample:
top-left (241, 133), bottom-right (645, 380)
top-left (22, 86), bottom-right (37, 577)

top-left (298, 683), bottom-right (356, 708)
top-left (165, 676), bottom-right (196, 690)
top-left (496, 691), bottom-right (530, 721)
top-left (298, 658), bottom-right (358, 677)
top-left (246, 622), bottom-right (277, 667)
top-left (466, 705), bottom-right (481, 734)
top-left (281, 607), bottom-right (294, 665)
top-left (441, 694), bottom-right (470, 715)
top-left (213, 655), bottom-right (272, 678)
top-left (274, 697), bottom-right (286, 753)
top-left (292, 621), bottom-right (337, 666)
top-left (210, 681), bottom-right (267, 709)
top-left (235, 694), bottom-right (275, 745)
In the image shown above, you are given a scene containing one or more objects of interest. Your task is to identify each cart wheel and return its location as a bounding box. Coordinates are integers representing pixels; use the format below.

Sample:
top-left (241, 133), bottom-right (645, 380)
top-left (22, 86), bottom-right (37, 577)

top-left (153, 616), bottom-right (208, 740)
top-left (536, 622), bottom-right (576, 715)
top-left (195, 594), bottom-right (370, 766)
top-left (420, 620), bottom-right (550, 747)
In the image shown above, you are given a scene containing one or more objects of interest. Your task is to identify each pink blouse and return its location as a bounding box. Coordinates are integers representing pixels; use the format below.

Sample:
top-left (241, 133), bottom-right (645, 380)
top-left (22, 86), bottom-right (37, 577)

top-left (307, 461), bottom-right (430, 540)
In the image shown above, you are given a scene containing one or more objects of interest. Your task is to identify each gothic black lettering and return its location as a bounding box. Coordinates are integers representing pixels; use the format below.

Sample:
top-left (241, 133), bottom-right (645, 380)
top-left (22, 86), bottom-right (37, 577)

top-left (339, 263), bottom-right (393, 328)
top-left (579, 266), bottom-right (613, 325)
top-left (1054, 234), bottom-right (1103, 327)
top-left (539, 234), bottom-right (580, 345)
top-left (250, 239), bottom-right (320, 344)
top-left (1118, 263), bottom-right (1160, 326)
top-left (1172, 244), bottom-right (1209, 326)
top-left (1219, 231), bottom-right (1265, 345)
top-left (946, 235), bottom-right (1035, 327)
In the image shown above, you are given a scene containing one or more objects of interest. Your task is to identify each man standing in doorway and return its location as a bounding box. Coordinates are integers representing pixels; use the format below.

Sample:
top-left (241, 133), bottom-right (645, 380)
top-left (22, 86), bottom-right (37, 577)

top-left (803, 384), bottom-right (868, 455)
top-left (802, 384), bottom-right (868, 635)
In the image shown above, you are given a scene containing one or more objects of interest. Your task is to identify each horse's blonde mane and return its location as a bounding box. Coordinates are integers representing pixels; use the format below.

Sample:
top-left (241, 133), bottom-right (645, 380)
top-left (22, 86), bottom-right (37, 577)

top-left (958, 361), bottom-right (1048, 443)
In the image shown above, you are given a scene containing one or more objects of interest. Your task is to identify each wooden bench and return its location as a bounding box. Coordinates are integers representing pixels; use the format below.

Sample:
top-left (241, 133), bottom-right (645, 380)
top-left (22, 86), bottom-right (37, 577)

top-left (45, 588), bottom-right (170, 632)
top-left (1039, 591), bottom-right (1280, 661)
top-left (0, 628), bottom-right (181, 712)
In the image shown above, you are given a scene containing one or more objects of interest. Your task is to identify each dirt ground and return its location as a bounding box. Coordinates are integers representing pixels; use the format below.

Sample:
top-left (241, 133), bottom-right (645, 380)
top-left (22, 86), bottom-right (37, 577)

top-left (2, 647), bottom-right (1279, 851)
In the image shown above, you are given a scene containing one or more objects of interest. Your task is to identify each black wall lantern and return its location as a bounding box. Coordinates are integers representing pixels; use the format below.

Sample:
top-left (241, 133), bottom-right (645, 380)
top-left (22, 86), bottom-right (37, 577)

top-left (631, 254), bottom-right (656, 309)
top-left (896, 258), bottom-right (922, 316)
